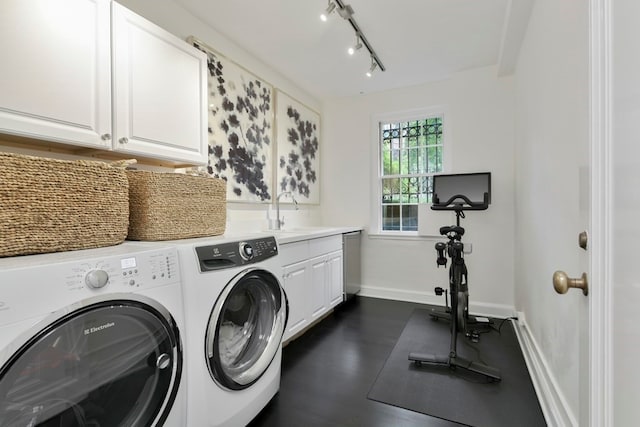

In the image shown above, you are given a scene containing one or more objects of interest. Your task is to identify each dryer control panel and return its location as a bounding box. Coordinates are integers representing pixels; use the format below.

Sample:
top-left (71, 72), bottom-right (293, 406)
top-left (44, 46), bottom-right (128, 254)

top-left (195, 236), bottom-right (278, 272)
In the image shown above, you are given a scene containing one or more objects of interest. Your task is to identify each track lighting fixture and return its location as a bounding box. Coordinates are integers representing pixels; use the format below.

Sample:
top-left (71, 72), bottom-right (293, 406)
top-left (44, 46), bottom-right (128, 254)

top-left (347, 36), bottom-right (362, 55)
top-left (320, 1), bottom-right (336, 21)
top-left (320, 0), bottom-right (385, 77)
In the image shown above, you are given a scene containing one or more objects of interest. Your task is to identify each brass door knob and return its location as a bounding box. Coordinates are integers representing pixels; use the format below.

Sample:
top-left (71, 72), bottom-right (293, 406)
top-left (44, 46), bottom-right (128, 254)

top-left (553, 271), bottom-right (588, 296)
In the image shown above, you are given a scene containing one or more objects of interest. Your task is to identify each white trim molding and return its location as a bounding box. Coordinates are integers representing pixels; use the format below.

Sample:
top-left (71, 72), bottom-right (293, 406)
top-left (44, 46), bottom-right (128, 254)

top-left (512, 316), bottom-right (578, 427)
top-left (588, 0), bottom-right (613, 424)
top-left (358, 285), bottom-right (516, 319)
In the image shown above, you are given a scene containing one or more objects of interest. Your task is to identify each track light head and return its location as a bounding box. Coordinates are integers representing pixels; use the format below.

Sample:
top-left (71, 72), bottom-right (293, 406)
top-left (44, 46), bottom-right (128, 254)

top-left (348, 36), bottom-right (363, 55)
top-left (366, 60), bottom-right (378, 77)
top-left (337, 4), bottom-right (354, 19)
top-left (320, 1), bottom-right (336, 21)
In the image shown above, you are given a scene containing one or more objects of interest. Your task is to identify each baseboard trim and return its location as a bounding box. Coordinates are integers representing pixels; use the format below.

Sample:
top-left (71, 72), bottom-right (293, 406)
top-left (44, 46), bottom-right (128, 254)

top-left (512, 315), bottom-right (578, 427)
top-left (358, 285), bottom-right (516, 319)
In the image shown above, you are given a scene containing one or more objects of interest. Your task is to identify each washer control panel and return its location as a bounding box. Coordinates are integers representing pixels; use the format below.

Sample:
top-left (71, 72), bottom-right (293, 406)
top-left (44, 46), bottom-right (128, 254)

top-left (196, 236), bottom-right (278, 272)
top-left (0, 246), bottom-right (181, 324)
top-left (64, 248), bottom-right (180, 292)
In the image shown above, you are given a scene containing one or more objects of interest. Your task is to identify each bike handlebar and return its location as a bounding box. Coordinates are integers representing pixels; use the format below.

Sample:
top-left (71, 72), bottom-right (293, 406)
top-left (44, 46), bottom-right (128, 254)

top-left (431, 193), bottom-right (489, 211)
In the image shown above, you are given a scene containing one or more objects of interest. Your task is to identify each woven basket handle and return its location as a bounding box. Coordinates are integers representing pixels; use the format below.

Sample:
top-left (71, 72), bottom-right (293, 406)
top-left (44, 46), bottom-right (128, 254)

top-left (110, 159), bottom-right (138, 169)
top-left (184, 167), bottom-right (211, 177)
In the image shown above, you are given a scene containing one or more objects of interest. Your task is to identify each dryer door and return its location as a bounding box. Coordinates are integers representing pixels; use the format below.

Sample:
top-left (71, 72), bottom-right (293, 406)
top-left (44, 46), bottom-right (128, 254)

top-left (0, 295), bottom-right (182, 427)
top-left (206, 268), bottom-right (288, 390)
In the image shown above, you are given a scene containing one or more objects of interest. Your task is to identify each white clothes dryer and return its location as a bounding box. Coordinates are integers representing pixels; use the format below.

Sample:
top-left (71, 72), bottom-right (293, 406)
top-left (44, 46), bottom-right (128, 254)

top-left (0, 242), bottom-right (186, 427)
top-left (173, 235), bottom-right (287, 427)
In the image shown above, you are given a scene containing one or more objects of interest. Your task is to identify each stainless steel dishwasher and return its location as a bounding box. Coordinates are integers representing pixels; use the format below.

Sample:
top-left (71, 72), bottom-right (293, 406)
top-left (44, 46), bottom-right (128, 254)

top-left (342, 231), bottom-right (361, 301)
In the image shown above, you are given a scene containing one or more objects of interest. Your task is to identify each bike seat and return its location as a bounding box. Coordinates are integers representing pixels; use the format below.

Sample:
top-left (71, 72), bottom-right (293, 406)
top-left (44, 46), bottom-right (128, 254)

top-left (440, 226), bottom-right (465, 236)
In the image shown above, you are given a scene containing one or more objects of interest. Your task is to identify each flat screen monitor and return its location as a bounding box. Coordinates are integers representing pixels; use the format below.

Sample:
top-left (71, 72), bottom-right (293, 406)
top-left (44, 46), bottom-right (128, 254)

top-left (432, 172), bottom-right (491, 208)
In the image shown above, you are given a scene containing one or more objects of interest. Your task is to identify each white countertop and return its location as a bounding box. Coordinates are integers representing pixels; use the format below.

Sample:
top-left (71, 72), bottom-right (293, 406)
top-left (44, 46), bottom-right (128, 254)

top-left (258, 226), bottom-right (363, 244)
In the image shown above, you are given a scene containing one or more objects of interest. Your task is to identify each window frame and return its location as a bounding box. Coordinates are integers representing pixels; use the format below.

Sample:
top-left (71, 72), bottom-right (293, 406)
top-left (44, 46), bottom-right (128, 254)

top-left (370, 107), bottom-right (451, 237)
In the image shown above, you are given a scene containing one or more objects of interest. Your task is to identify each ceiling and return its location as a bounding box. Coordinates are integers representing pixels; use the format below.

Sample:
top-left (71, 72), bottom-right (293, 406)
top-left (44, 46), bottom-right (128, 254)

top-left (174, 0), bottom-right (531, 100)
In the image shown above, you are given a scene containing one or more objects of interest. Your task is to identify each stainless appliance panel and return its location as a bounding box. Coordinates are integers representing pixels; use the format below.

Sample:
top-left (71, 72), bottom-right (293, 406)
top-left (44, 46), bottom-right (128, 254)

top-left (343, 231), bottom-right (361, 301)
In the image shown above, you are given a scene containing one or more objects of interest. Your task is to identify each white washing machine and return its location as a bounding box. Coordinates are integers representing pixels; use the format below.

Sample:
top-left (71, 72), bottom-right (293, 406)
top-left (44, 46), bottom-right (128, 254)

top-left (172, 234), bottom-right (287, 427)
top-left (0, 242), bottom-right (186, 426)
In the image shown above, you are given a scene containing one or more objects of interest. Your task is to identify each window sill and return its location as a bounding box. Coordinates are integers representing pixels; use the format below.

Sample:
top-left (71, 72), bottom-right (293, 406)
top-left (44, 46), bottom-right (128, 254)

top-left (368, 232), bottom-right (440, 241)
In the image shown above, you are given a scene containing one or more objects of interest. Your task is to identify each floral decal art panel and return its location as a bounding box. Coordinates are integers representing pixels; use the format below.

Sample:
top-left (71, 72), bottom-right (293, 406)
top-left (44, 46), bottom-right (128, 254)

top-left (191, 38), bottom-right (273, 203)
top-left (275, 91), bottom-right (320, 204)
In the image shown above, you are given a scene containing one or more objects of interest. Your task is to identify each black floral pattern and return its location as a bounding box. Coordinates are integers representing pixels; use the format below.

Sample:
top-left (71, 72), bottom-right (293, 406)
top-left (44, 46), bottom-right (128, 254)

top-left (193, 41), bottom-right (273, 202)
top-left (276, 92), bottom-right (320, 203)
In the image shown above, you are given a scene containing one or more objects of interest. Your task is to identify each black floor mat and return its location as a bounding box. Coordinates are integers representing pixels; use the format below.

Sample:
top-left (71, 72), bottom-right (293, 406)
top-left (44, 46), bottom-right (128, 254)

top-left (367, 309), bottom-right (546, 427)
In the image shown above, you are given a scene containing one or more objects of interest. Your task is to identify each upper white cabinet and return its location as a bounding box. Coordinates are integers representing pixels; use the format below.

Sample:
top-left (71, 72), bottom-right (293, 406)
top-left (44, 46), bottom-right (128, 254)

top-left (111, 2), bottom-right (207, 164)
top-left (0, 0), bottom-right (208, 165)
top-left (0, 0), bottom-right (112, 148)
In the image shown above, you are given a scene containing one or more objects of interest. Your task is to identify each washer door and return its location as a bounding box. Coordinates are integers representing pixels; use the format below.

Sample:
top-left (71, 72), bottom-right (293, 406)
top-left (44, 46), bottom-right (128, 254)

top-left (206, 268), bottom-right (288, 390)
top-left (0, 295), bottom-right (182, 427)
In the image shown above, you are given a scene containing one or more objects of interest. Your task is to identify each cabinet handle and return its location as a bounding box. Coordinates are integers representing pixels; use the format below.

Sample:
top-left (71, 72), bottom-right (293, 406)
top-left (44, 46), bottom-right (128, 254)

top-left (119, 137), bottom-right (129, 144)
top-left (101, 133), bottom-right (111, 141)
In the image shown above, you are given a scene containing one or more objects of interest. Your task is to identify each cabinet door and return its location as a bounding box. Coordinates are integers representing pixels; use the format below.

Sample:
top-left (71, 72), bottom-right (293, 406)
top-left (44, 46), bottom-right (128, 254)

top-left (282, 261), bottom-right (309, 342)
top-left (111, 2), bottom-right (207, 165)
top-left (309, 255), bottom-right (329, 321)
top-left (327, 250), bottom-right (344, 308)
top-left (0, 0), bottom-right (111, 148)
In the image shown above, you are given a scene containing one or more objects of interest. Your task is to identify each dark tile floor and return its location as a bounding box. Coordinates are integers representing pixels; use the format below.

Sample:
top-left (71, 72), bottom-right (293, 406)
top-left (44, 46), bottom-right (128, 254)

top-left (250, 297), bottom-right (482, 426)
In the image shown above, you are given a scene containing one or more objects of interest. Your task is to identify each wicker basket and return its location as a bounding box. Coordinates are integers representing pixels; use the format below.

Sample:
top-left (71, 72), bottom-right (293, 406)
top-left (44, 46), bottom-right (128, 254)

top-left (126, 170), bottom-right (226, 241)
top-left (0, 152), bottom-right (129, 257)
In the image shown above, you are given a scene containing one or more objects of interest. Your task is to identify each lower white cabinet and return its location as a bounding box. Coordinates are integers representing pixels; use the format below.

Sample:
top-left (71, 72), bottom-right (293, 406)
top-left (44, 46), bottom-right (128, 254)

top-left (282, 260), bottom-right (309, 339)
top-left (326, 250), bottom-right (344, 308)
top-left (309, 250), bottom-right (344, 321)
top-left (281, 236), bottom-right (344, 342)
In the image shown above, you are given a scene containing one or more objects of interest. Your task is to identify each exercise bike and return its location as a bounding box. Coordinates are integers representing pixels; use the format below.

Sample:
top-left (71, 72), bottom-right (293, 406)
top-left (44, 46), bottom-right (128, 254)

top-left (408, 172), bottom-right (501, 382)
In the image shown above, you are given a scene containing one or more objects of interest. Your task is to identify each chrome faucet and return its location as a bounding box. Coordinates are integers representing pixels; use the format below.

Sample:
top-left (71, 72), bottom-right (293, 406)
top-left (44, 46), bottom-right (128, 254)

top-left (271, 191), bottom-right (299, 230)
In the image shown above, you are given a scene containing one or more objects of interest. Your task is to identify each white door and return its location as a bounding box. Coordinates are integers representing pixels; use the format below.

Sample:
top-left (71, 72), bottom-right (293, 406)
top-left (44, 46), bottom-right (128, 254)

top-left (515, 1), bottom-right (592, 424)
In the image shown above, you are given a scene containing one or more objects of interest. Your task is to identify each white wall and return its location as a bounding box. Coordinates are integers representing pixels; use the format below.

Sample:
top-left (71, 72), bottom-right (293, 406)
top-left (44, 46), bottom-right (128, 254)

top-left (513, 0), bottom-right (588, 421)
top-left (115, 0), bottom-right (323, 232)
top-left (321, 66), bottom-right (516, 315)
top-left (612, 0), bottom-right (640, 422)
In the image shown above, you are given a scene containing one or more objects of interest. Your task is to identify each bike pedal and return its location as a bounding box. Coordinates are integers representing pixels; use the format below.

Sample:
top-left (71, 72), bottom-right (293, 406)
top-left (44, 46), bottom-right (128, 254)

top-left (434, 286), bottom-right (444, 296)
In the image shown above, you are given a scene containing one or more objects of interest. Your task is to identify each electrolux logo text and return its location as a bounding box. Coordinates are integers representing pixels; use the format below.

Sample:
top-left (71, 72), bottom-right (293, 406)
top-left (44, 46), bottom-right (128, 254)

top-left (84, 322), bottom-right (115, 335)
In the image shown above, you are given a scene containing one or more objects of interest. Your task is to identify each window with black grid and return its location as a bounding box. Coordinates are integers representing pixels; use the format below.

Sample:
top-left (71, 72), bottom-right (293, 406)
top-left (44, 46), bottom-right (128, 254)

top-left (380, 117), bottom-right (443, 231)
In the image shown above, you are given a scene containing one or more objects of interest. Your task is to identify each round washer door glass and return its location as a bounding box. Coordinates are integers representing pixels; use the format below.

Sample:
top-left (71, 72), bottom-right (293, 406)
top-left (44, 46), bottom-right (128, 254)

top-left (0, 299), bottom-right (182, 427)
top-left (206, 268), bottom-right (287, 390)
